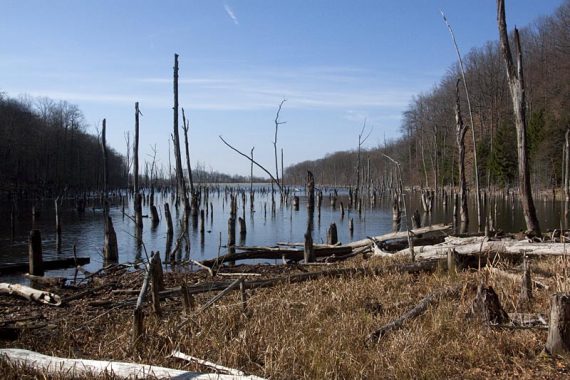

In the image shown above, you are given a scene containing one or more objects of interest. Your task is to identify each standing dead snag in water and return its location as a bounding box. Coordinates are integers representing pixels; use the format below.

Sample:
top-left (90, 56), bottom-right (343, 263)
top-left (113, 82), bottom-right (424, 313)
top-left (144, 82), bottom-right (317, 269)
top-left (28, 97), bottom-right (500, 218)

top-left (355, 120), bottom-right (373, 208)
top-left (181, 108), bottom-right (198, 218)
top-left (101, 119), bottom-right (118, 262)
top-left (172, 54), bottom-right (190, 213)
top-left (441, 10), bottom-right (482, 231)
top-left (497, 0), bottom-right (541, 235)
top-left (133, 103), bottom-right (143, 230)
top-left (273, 99), bottom-right (286, 193)
top-left (455, 79), bottom-right (469, 233)
top-left (304, 171), bottom-right (315, 263)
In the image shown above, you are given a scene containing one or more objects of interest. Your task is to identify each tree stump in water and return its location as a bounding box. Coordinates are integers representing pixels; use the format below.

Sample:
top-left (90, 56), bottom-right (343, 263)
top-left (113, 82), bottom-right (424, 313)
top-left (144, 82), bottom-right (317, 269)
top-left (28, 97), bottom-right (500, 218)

top-left (469, 284), bottom-right (509, 325)
top-left (412, 209), bottom-right (421, 229)
top-left (327, 223), bottom-right (338, 245)
top-left (546, 293), bottom-right (570, 356)
top-left (28, 230), bottom-right (43, 276)
top-left (293, 196), bottom-right (299, 211)
top-left (104, 216), bottom-right (118, 262)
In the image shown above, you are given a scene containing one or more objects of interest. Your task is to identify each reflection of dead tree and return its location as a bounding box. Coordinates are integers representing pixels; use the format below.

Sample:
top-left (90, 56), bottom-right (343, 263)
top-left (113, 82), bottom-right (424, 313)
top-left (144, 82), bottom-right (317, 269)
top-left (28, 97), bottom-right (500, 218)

top-left (273, 99), bottom-right (286, 193)
top-left (219, 136), bottom-right (283, 193)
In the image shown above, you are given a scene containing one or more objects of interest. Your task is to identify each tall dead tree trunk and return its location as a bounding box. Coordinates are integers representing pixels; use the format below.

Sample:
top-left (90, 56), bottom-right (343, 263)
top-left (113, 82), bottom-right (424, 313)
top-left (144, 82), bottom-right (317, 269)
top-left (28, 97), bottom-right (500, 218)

top-left (181, 108), bottom-right (198, 217)
top-left (172, 53), bottom-right (190, 212)
top-left (497, 0), bottom-right (541, 235)
top-left (455, 79), bottom-right (469, 233)
top-left (564, 129), bottom-right (569, 227)
top-left (304, 171), bottom-right (315, 263)
top-left (273, 100), bottom-right (286, 195)
top-left (133, 103), bottom-right (143, 230)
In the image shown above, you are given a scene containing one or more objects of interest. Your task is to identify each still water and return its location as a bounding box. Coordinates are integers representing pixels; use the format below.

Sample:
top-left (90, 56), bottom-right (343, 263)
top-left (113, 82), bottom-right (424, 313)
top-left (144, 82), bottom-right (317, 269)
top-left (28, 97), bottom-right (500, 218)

top-left (0, 185), bottom-right (565, 280)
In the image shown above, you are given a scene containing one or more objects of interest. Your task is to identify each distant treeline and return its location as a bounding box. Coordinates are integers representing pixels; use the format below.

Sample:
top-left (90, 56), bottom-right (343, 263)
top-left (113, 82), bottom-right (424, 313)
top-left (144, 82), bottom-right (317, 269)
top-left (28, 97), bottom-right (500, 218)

top-left (286, 1), bottom-right (569, 190)
top-left (0, 92), bottom-right (268, 196)
top-left (0, 93), bottom-right (126, 195)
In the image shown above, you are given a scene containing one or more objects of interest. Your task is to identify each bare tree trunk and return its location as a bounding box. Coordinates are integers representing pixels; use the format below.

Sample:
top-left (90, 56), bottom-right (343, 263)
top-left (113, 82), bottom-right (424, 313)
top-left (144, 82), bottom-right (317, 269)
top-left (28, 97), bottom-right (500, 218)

top-left (172, 54), bottom-right (190, 212)
top-left (442, 11), bottom-right (483, 231)
top-left (181, 108), bottom-right (198, 217)
top-left (455, 79), bottom-right (469, 233)
top-left (304, 171), bottom-right (315, 263)
top-left (497, 0), bottom-right (541, 235)
top-left (273, 100), bottom-right (286, 193)
top-left (565, 129), bottom-right (569, 227)
top-left (133, 103), bottom-right (143, 230)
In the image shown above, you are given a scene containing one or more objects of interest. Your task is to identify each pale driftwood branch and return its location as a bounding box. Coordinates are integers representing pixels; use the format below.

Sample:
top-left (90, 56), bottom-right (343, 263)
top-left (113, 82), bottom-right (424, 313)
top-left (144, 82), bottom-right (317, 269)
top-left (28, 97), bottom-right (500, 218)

top-left (171, 350), bottom-right (266, 378)
top-left (395, 237), bottom-right (570, 259)
top-left (0, 348), bottom-right (262, 379)
top-left (348, 224), bottom-right (451, 250)
top-left (0, 283), bottom-right (61, 306)
top-left (219, 135), bottom-right (283, 193)
top-left (366, 286), bottom-right (461, 344)
top-left (195, 278), bottom-right (242, 315)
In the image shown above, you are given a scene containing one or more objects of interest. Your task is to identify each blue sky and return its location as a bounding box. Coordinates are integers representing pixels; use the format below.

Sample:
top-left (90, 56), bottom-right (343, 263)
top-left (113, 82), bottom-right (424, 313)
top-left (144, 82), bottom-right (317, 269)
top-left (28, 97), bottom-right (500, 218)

top-left (0, 0), bottom-right (564, 177)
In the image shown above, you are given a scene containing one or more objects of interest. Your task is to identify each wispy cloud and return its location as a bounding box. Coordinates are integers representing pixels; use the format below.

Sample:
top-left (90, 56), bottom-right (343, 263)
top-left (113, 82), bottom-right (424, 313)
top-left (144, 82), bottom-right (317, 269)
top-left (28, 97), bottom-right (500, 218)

top-left (224, 3), bottom-right (239, 25)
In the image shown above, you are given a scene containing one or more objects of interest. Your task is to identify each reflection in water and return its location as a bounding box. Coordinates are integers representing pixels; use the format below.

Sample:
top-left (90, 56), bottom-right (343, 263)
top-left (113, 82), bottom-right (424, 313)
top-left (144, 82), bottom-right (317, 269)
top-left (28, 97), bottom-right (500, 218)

top-left (0, 187), bottom-right (568, 279)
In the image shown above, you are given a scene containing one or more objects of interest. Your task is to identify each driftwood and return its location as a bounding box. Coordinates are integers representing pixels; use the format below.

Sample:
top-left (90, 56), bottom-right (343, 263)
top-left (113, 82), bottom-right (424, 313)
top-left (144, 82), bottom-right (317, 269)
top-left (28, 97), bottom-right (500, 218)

top-left (0, 283), bottom-right (61, 306)
top-left (366, 286), bottom-right (461, 344)
top-left (347, 224), bottom-right (451, 250)
top-left (171, 350), bottom-right (263, 377)
top-left (395, 236), bottom-right (570, 259)
top-left (0, 348), bottom-right (263, 379)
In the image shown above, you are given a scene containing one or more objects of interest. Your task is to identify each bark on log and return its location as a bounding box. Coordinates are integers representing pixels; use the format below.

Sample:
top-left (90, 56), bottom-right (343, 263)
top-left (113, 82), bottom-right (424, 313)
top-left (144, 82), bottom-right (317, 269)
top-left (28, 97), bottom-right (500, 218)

top-left (346, 224), bottom-right (450, 250)
top-left (0, 349), bottom-right (264, 380)
top-left (0, 283), bottom-right (62, 306)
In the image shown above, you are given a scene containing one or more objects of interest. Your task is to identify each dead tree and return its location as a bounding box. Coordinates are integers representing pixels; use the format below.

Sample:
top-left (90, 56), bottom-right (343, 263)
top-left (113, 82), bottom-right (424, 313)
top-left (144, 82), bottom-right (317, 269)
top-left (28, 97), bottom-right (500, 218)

top-left (356, 120), bottom-right (373, 207)
top-left (273, 99), bottom-right (286, 194)
top-left (497, 0), bottom-right (541, 235)
top-left (455, 79), bottom-right (469, 233)
top-left (101, 120), bottom-right (118, 261)
top-left (133, 103), bottom-right (143, 229)
top-left (172, 54), bottom-right (190, 212)
top-left (181, 108), bottom-right (198, 218)
top-left (219, 136), bottom-right (282, 193)
top-left (304, 171), bottom-right (315, 263)
top-left (441, 11), bottom-right (482, 231)
top-left (564, 129), bottom-right (569, 227)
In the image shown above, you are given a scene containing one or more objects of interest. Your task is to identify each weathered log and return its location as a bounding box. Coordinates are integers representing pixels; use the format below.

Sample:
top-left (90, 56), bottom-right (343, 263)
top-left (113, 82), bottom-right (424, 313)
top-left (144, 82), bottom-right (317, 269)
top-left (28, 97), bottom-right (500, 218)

top-left (396, 237), bottom-right (570, 259)
top-left (171, 350), bottom-right (265, 379)
top-left (546, 293), bottom-right (570, 355)
top-left (346, 224), bottom-right (451, 250)
top-left (0, 283), bottom-right (61, 306)
top-left (0, 257), bottom-right (90, 275)
top-left (0, 349), bottom-right (263, 380)
top-left (366, 286), bottom-right (460, 343)
top-left (201, 246), bottom-right (353, 267)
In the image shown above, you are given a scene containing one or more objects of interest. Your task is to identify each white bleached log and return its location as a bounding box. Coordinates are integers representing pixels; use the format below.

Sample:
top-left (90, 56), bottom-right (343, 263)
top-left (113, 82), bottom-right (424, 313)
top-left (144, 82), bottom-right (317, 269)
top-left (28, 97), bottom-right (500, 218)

top-left (171, 350), bottom-right (266, 379)
top-left (0, 348), bottom-right (264, 379)
top-left (347, 224), bottom-right (451, 249)
top-left (0, 283), bottom-right (61, 306)
top-left (394, 237), bottom-right (570, 260)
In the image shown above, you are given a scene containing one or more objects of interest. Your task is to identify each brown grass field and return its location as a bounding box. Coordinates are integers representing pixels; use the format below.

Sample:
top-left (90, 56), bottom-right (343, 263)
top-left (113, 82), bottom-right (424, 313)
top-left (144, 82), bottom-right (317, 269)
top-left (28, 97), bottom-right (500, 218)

top-left (2, 255), bottom-right (570, 379)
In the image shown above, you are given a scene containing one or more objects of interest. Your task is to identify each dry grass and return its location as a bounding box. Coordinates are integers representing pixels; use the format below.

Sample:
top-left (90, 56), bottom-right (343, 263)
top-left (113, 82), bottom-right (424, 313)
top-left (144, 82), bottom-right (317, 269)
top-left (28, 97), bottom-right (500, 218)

top-left (2, 256), bottom-right (570, 379)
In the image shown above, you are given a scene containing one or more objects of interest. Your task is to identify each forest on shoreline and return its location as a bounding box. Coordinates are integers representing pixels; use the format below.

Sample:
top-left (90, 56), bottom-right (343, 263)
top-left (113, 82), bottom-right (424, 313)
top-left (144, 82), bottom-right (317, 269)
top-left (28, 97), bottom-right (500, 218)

top-left (286, 0), bottom-right (569, 191)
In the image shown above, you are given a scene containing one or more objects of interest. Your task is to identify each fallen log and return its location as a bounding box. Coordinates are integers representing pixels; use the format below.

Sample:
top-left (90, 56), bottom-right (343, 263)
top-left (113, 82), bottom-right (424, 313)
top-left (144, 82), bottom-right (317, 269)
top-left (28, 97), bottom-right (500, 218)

top-left (487, 267), bottom-right (548, 290)
top-left (0, 283), bottom-right (61, 306)
top-left (0, 257), bottom-right (90, 275)
top-left (395, 236), bottom-right (570, 259)
top-left (201, 246), bottom-right (353, 267)
top-left (366, 286), bottom-right (461, 344)
top-left (0, 348), bottom-right (263, 379)
top-left (347, 224), bottom-right (451, 250)
top-left (171, 350), bottom-right (266, 379)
